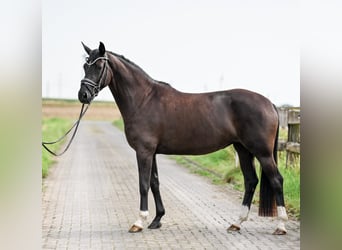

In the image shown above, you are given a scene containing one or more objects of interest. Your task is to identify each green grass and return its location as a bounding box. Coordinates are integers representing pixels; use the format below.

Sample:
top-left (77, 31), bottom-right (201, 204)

top-left (42, 118), bottom-right (71, 178)
top-left (279, 161), bottom-right (300, 218)
top-left (113, 118), bottom-right (125, 131)
top-left (112, 117), bottom-right (300, 219)
top-left (279, 128), bottom-right (288, 141)
top-left (172, 147), bottom-right (239, 185)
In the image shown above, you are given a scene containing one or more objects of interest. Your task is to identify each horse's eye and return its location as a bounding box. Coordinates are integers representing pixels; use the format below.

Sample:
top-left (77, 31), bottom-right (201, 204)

top-left (85, 57), bottom-right (90, 63)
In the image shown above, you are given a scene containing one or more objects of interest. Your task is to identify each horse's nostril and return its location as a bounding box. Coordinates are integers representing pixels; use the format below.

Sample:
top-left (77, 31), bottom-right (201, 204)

top-left (78, 89), bottom-right (91, 104)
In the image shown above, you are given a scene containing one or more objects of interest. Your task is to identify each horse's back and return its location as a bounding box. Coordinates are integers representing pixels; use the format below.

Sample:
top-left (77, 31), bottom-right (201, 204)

top-left (152, 87), bottom-right (277, 155)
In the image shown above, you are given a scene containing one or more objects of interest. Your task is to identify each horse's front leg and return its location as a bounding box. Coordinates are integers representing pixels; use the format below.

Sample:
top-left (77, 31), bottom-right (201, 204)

top-left (129, 151), bottom-right (153, 233)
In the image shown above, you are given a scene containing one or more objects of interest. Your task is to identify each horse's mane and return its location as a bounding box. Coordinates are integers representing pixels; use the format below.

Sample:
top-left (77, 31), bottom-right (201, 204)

top-left (108, 51), bottom-right (172, 87)
top-left (156, 81), bottom-right (171, 87)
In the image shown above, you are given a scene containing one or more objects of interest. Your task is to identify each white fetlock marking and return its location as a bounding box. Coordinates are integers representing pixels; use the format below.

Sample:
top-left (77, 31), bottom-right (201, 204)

top-left (239, 205), bottom-right (250, 221)
top-left (233, 205), bottom-right (250, 228)
top-left (140, 210), bottom-right (149, 218)
top-left (276, 206), bottom-right (288, 232)
top-left (277, 206), bottom-right (288, 221)
top-left (133, 210), bottom-right (149, 228)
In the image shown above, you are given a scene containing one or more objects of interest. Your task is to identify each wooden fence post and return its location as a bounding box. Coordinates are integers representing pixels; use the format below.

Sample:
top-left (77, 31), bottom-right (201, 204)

top-left (286, 109), bottom-right (300, 167)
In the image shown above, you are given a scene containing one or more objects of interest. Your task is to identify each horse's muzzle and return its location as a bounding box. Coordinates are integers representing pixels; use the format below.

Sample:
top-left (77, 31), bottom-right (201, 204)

top-left (78, 87), bottom-right (93, 104)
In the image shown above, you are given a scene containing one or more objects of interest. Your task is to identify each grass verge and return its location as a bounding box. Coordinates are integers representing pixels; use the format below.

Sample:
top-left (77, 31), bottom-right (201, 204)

top-left (42, 118), bottom-right (71, 178)
top-left (113, 118), bottom-right (124, 131)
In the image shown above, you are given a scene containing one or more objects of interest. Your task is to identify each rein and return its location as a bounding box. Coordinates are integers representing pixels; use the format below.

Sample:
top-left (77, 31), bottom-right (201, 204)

top-left (42, 103), bottom-right (89, 156)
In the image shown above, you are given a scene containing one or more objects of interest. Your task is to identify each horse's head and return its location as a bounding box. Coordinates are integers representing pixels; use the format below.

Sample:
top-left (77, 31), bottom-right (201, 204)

top-left (78, 42), bottom-right (111, 104)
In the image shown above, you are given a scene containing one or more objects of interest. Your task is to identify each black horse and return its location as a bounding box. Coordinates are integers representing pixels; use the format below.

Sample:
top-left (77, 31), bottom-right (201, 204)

top-left (78, 42), bottom-right (288, 235)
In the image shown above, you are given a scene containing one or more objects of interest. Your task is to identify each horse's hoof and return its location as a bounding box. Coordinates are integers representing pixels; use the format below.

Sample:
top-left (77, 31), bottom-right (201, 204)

top-left (148, 221), bottom-right (162, 229)
top-left (273, 228), bottom-right (287, 235)
top-left (227, 224), bottom-right (240, 232)
top-left (128, 225), bottom-right (143, 233)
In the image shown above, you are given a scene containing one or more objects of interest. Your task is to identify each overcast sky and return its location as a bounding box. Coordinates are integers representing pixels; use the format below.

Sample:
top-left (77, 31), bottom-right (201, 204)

top-left (42, 0), bottom-right (299, 106)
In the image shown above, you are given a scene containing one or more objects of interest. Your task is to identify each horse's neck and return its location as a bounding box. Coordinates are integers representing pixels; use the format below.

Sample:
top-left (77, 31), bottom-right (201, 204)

top-left (108, 54), bottom-right (153, 122)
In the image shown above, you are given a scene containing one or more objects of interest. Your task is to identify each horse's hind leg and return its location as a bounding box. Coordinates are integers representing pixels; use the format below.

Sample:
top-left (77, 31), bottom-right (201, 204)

top-left (257, 155), bottom-right (288, 235)
top-left (148, 155), bottom-right (165, 229)
top-left (228, 143), bottom-right (258, 232)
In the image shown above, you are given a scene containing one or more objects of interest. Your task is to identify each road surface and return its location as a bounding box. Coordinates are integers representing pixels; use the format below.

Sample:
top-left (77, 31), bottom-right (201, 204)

top-left (42, 121), bottom-right (300, 249)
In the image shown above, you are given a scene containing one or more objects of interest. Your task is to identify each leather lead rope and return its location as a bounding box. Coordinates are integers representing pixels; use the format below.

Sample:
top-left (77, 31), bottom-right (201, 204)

top-left (42, 103), bottom-right (89, 156)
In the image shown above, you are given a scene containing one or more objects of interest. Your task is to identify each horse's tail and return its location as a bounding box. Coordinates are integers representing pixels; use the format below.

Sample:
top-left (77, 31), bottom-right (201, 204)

top-left (258, 105), bottom-right (279, 217)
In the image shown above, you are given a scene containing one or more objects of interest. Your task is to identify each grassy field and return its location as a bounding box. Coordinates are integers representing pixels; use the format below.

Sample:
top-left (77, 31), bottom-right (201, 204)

top-left (42, 118), bottom-right (72, 178)
top-left (42, 98), bottom-right (120, 121)
top-left (113, 118), bottom-right (300, 219)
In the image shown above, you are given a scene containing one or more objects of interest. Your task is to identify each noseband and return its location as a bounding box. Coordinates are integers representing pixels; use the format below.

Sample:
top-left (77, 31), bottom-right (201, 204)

top-left (81, 56), bottom-right (109, 97)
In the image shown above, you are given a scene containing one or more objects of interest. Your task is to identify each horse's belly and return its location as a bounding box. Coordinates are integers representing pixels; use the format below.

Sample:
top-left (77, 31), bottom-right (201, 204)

top-left (156, 135), bottom-right (232, 155)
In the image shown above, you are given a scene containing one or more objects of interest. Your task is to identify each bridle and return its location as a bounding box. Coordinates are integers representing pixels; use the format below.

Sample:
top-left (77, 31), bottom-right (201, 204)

top-left (81, 55), bottom-right (109, 98)
top-left (42, 54), bottom-right (111, 156)
top-left (42, 56), bottom-right (110, 156)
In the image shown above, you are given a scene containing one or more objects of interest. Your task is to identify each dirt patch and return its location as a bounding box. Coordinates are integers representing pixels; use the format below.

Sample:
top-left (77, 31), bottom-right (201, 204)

top-left (42, 100), bottom-right (121, 121)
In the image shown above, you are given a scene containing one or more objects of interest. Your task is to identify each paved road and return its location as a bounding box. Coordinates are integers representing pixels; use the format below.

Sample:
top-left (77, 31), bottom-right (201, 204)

top-left (42, 121), bottom-right (300, 249)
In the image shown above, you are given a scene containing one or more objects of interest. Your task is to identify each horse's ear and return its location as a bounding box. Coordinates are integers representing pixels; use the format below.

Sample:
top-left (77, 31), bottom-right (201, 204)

top-left (99, 41), bottom-right (106, 56)
top-left (81, 42), bottom-right (91, 55)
